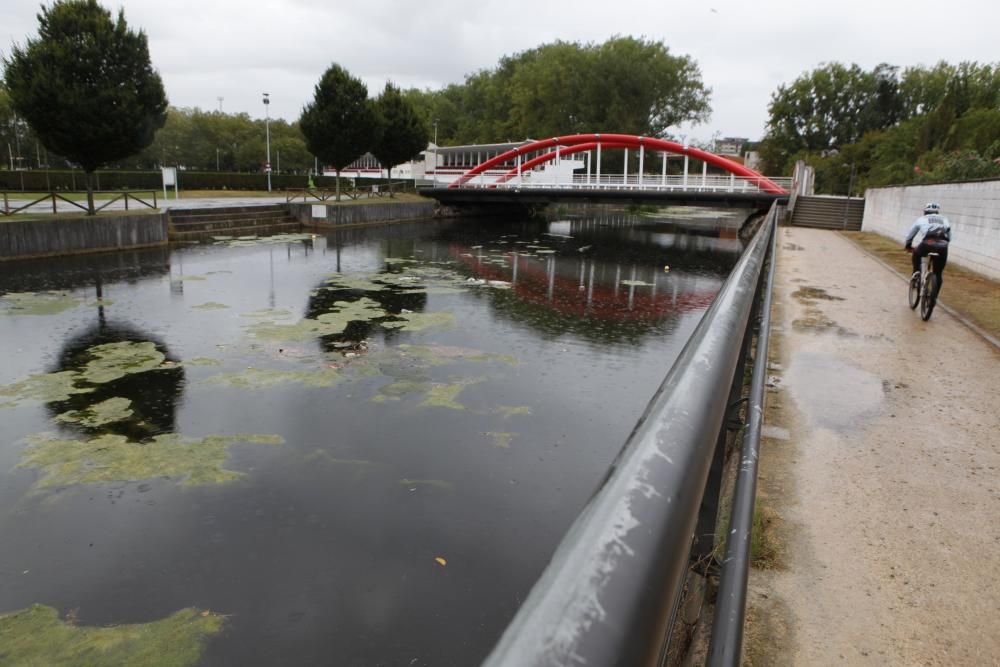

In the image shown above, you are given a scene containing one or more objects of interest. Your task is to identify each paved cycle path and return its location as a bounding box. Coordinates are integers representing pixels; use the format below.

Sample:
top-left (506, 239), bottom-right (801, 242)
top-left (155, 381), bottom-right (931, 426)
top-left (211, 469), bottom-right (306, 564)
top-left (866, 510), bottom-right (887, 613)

top-left (749, 226), bottom-right (1000, 665)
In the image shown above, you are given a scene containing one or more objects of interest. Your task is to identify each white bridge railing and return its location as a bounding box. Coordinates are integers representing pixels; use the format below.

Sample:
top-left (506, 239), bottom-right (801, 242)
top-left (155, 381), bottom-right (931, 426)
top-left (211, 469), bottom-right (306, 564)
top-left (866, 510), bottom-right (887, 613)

top-left (455, 173), bottom-right (792, 194)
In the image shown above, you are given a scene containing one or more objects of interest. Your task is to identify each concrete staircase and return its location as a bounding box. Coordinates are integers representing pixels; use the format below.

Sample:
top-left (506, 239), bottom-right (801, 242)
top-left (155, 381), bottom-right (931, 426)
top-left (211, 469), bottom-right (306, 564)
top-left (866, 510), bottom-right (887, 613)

top-left (789, 196), bottom-right (865, 231)
top-left (167, 204), bottom-right (300, 239)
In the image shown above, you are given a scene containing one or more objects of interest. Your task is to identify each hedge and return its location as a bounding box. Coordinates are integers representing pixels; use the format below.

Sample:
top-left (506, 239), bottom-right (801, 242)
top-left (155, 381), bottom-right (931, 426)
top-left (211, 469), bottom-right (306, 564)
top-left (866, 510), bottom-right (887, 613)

top-left (0, 170), bottom-right (414, 192)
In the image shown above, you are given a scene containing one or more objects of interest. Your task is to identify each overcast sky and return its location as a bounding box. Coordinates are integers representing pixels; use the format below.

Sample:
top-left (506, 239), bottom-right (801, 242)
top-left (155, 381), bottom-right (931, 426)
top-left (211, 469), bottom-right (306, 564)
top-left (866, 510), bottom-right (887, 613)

top-left (3, 0), bottom-right (998, 142)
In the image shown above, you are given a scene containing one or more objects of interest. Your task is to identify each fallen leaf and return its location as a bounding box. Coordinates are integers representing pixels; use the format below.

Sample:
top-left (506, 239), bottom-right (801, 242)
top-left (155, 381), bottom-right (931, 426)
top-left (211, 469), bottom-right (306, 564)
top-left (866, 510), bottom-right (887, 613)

top-left (434, 557), bottom-right (447, 567)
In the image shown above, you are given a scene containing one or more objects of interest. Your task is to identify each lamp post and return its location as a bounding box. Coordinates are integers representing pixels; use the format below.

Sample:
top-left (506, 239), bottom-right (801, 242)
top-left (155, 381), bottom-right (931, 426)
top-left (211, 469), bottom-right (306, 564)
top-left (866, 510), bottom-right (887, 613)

top-left (432, 119), bottom-right (439, 186)
top-left (263, 92), bottom-right (272, 192)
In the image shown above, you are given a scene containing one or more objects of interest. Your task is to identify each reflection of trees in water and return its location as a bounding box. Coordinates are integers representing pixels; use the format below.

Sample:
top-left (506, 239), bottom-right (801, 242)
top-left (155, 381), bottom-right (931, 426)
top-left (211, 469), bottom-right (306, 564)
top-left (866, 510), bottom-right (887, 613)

top-left (305, 271), bottom-right (428, 353)
top-left (0, 246), bottom-right (170, 294)
top-left (45, 321), bottom-right (185, 442)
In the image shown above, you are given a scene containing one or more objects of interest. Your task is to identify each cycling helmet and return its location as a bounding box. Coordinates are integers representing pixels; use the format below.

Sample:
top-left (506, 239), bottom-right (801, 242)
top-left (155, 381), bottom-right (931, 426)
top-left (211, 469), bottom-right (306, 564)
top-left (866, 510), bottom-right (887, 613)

top-left (923, 202), bottom-right (941, 215)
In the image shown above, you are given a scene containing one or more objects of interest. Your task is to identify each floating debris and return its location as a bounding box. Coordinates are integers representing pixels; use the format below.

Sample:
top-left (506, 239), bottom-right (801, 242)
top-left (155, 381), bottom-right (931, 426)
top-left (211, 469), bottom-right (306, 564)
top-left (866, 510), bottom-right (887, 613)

top-left (0, 604), bottom-right (224, 667)
top-left (578, 245), bottom-right (592, 253)
top-left (54, 397), bottom-right (133, 427)
top-left (372, 380), bottom-right (432, 403)
top-left (435, 557), bottom-right (447, 567)
top-left (20, 432), bottom-right (284, 488)
top-left (1, 291), bottom-right (82, 316)
top-left (192, 302), bottom-right (230, 311)
top-left (241, 308), bottom-right (293, 319)
top-left (621, 280), bottom-right (654, 287)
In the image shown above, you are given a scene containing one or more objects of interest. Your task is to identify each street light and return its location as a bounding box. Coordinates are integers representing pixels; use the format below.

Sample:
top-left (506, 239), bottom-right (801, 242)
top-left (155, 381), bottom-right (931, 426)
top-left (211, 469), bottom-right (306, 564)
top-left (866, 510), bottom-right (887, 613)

top-left (432, 119), bottom-right (439, 186)
top-left (263, 92), bottom-right (272, 192)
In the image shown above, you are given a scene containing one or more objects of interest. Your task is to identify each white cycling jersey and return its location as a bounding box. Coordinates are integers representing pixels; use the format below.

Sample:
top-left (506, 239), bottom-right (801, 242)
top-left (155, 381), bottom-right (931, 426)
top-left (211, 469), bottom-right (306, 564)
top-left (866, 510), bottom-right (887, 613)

top-left (904, 214), bottom-right (952, 247)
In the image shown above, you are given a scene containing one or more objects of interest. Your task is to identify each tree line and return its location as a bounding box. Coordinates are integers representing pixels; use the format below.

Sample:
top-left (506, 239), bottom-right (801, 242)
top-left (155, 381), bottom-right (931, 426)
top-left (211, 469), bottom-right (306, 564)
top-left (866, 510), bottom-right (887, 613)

top-left (759, 61), bottom-right (1000, 193)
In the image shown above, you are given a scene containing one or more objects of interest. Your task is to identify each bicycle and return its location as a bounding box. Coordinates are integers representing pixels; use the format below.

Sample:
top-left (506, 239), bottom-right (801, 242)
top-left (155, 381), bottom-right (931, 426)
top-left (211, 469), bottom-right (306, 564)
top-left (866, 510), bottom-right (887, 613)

top-left (907, 251), bottom-right (939, 321)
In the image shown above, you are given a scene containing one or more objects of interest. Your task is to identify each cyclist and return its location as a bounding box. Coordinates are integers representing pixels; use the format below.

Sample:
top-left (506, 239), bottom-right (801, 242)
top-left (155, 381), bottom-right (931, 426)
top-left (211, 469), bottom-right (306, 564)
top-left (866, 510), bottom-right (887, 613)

top-left (904, 202), bottom-right (952, 291)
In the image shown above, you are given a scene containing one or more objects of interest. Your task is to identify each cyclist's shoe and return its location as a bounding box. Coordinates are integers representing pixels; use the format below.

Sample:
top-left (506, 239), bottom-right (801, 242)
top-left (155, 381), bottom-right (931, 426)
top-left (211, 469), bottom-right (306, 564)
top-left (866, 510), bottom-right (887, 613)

top-left (911, 271), bottom-right (920, 280)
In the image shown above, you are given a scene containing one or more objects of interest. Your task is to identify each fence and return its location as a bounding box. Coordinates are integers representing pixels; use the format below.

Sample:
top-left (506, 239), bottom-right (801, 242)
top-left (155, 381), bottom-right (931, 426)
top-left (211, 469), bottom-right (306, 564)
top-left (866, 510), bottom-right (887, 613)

top-left (2, 191), bottom-right (159, 216)
top-left (482, 203), bottom-right (780, 666)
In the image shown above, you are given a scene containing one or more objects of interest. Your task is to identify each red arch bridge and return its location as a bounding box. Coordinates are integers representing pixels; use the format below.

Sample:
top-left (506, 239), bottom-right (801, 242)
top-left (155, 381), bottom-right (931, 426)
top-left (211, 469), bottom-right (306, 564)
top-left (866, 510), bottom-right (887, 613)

top-left (425, 133), bottom-right (790, 208)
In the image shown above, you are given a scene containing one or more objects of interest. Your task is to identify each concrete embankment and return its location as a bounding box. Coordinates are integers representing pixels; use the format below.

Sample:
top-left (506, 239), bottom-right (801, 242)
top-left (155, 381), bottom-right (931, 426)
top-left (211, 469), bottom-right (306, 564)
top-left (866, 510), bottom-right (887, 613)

top-left (291, 200), bottom-right (437, 228)
top-left (0, 213), bottom-right (168, 261)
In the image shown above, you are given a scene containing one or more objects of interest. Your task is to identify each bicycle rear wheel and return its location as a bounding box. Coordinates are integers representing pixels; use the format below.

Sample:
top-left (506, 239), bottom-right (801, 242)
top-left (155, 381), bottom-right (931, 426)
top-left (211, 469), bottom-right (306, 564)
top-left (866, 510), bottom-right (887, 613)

top-left (908, 272), bottom-right (920, 309)
top-left (920, 273), bottom-right (938, 320)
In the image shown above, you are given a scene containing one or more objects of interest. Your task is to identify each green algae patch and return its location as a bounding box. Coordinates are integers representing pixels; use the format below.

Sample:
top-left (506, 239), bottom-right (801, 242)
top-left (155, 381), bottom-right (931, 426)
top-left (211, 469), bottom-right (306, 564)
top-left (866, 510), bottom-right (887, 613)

top-left (0, 371), bottom-right (94, 407)
top-left (175, 275), bottom-right (207, 281)
top-left (0, 603), bottom-right (223, 667)
top-left (241, 308), bottom-right (292, 319)
top-left (55, 397), bottom-right (133, 427)
top-left (203, 367), bottom-right (341, 389)
top-left (483, 431), bottom-right (517, 448)
top-left (20, 432), bottom-right (284, 488)
top-left (185, 357), bottom-right (223, 367)
top-left (1, 291), bottom-right (82, 316)
top-left (621, 280), bottom-right (654, 287)
top-left (381, 311), bottom-right (455, 333)
top-left (495, 405), bottom-right (532, 418)
top-left (397, 344), bottom-right (517, 366)
top-left (421, 379), bottom-right (482, 410)
top-left (191, 302), bottom-right (230, 311)
top-left (372, 380), bottom-right (433, 403)
top-left (80, 342), bottom-right (167, 384)
top-left (246, 298), bottom-right (386, 341)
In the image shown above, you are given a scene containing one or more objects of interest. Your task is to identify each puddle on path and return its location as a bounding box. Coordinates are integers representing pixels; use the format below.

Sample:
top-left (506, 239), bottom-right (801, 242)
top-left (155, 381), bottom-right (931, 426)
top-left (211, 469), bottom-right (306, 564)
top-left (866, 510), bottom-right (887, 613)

top-left (784, 351), bottom-right (884, 431)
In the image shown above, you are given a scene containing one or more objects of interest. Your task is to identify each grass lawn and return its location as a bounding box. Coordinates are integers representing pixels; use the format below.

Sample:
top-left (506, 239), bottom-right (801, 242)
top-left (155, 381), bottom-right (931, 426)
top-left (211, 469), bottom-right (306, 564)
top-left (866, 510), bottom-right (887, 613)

top-left (842, 231), bottom-right (1000, 341)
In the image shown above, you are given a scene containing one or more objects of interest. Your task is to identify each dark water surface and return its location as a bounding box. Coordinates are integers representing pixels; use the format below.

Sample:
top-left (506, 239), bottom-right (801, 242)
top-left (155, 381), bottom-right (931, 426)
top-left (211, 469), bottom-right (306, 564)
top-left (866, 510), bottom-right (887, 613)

top-left (0, 211), bottom-right (744, 666)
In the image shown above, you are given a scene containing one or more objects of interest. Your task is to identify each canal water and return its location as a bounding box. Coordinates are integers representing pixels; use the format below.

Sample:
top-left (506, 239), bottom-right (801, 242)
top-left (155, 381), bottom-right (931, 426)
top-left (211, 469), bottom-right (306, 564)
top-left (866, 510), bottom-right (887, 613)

top-left (0, 209), bottom-right (746, 665)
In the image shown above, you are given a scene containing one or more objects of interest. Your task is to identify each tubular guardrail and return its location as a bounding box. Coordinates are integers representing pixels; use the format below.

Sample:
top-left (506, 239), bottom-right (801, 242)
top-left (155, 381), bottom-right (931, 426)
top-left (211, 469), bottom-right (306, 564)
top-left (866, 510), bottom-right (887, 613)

top-left (456, 174), bottom-right (794, 194)
top-left (1, 190), bottom-right (158, 216)
top-left (707, 203), bottom-right (778, 666)
top-left (482, 203), bottom-right (780, 666)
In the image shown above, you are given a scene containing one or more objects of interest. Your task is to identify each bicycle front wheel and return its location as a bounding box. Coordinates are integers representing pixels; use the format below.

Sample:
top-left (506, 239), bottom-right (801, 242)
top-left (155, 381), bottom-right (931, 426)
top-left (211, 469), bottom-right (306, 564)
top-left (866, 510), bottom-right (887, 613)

top-left (908, 273), bottom-right (920, 309)
top-left (920, 273), bottom-right (939, 321)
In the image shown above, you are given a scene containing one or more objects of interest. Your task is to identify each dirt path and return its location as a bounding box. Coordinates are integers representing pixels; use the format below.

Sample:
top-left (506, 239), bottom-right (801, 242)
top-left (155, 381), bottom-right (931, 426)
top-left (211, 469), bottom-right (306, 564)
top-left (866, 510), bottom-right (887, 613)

top-left (747, 227), bottom-right (1000, 666)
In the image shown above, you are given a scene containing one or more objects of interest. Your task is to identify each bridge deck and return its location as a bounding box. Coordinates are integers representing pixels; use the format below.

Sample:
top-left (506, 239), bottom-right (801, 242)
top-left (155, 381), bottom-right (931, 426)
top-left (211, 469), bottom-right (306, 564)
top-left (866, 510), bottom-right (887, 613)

top-left (424, 187), bottom-right (786, 209)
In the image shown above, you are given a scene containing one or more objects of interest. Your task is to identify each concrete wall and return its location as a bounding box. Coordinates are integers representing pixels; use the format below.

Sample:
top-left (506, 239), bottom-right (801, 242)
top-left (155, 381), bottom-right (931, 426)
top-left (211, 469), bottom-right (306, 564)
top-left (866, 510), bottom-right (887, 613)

top-left (862, 180), bottom-right (1000, 280)
top-left (292, 200), bottom-right (437, 227)
top-left (0, 213), bottom-right (168, 261)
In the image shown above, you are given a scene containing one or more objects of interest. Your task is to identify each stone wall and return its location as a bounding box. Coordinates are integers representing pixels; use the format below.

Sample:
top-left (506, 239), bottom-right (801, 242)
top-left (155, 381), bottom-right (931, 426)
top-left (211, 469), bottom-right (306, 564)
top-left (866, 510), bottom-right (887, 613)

top-left (291, 201), bottom-right (437, 227)
top-left (862, 180), bottom-right (1000, 280)
top-left (0, 213), bottom-right (168, 261)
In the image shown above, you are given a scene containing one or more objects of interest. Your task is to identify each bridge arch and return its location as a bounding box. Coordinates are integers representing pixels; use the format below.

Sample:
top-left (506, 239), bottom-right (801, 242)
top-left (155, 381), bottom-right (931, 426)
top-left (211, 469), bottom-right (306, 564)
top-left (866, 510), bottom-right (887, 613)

top-left (449, 133), bottom-right (788, 195)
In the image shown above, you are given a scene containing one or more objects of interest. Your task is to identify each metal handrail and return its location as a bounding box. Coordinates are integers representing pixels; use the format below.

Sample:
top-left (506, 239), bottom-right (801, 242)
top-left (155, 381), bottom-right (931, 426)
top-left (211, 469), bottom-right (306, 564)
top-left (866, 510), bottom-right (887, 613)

top-left (707, 205), bottom-right (778, 666)
top-left (483, 207), bottom-right (779, 666)
top-left (1, 190), bottom-right (158, 215)
top-left (285, 182), bottom-right (416, 203)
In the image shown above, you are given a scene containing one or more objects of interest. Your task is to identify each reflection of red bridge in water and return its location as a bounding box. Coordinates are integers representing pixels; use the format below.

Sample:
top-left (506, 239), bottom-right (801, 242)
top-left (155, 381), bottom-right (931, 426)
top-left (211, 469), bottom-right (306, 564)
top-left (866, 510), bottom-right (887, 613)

top-left (449, 245), bottom-right (719, 322)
